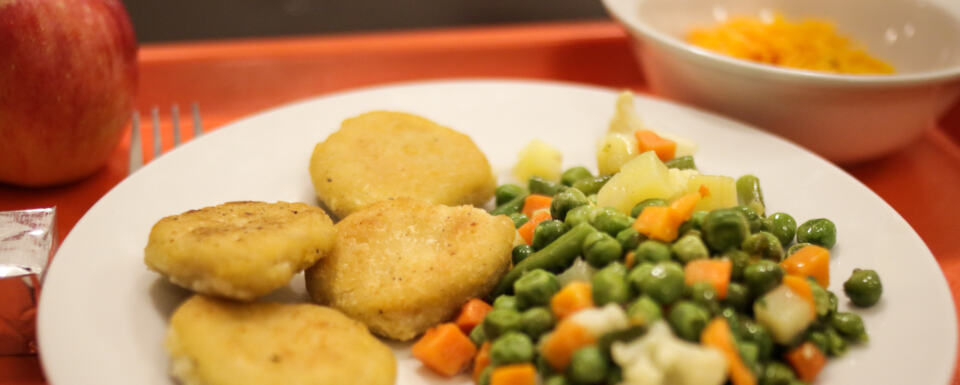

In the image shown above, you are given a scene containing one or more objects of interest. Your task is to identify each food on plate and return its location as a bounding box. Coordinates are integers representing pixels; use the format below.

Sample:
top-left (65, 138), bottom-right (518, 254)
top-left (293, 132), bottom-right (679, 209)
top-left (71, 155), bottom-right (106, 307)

top-left (305, 197), bottom-right (515, 341)
top-left (165, 295), bottom-right (395, 385)
top-left (144, 201), bottom-right (335, 301)
top-left (309, 110), bottom-right (496, 218)
top-left (687, 13), bottom-right (895, 74)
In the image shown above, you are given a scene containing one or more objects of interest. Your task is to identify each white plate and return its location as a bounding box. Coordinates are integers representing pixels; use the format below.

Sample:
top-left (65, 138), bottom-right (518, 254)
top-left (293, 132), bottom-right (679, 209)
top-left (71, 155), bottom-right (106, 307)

top-left (38, 80), bottom-right (956, 385)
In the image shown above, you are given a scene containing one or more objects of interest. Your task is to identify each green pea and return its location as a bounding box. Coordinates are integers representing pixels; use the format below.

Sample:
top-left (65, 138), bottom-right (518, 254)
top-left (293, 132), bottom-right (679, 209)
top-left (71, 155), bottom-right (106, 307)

top-left (671, 234), bottom-right (709, 263)
top-left (786, 242), bottom-right (813, 257)
top-left (551, 188), bottom-right (590, 221)
top-left (825, 326), bottom-right (847, 356)
top-left (493, 295), bottom-right (519, 311)
top-left (737, 341), bottom-right (760, 370)
top-left (735, 205), bottom-right (765, 234)
top-left (528, 176), bottom-right (563, 196)
top-left (634, 240), bottom-right (672, 263)
top-left (761, 361), bottom-right (796, 385)
top-left (564, 205), bottom-right (597, 228)
top-left (477, 366), bottom-right (493, 385)
top-left (630, 198), bottom-right (668, 217)
top-left (740, 319), bottom-right (774, 360)
top-left (678, 210), bottom-right (709, 236)
top-left (741, 231), bottom-right (785, 262)
top-left (806, 330), bottom-right (829, 354)
top-left (827, 291), bottom-right (839, 315)
top-left (633, 261), bottom-right (685, 305)
top-left (665, 155), bottom-right (697, 170)
top-left (830, 312), bottom-right (868, 342)
top-left (736, 174), bottom-right (766, 217)
top-left (808, 280), bottom-right (832, 319)
top-left (724, 282), bottom-right (752, 312)
top-left (796, 218), bottom-right (837, 249)
top-left (702, 208), bottom-right (750, 252)
top-left (469, 323), bottom-right (486, 347)
top-left (844, 268), bottom-right (883, 307)
top-left (544, 375), bottom-right (570, 385)
top-left (616, 227), bottom-right (645, 251)
top-left (567, 346), bottom-right (609, 384)
top-left (483, 308), bottom-right (522, 339)
top-left (586, 194), bottom-right (598, 205)
top-left (490, 331), bottom-right (534, 365)
top-left (597, 326), bottom-right (646, 356)
top-left (520, 307), bottom-right (555, 339)
top-left (743, 260), bottom-right (784, 296)
top-left (590, 207), bottom-right (634, 236)
top-left (561, 166), bottom-right (594, 186)
top-left (490, 194), bottom-right (526, 216)
top-left (572, 175), bottom-right (612, 196)
top-left (508, 212), bottom-right (529, 228)
top-left (592, 262), bottom-right (632, 305)
top-left (512, 244), bottom-right (534, 265)
top-left (496, 184), bottom-right (527, 206)
top-left (688, 281), bottom-right (720, 314)
top-left (514, 269), bottom-right (561, 309)
top-left (668, 301), bottom-right (711, 341)
top-left (582, 232), bottom-right (623, 268)
top-left (763, 213), bottom-right (797, 246)
top-left (724, 249), bottom-right (750, 281)
top-left (627, 295), bottom-right (662, 326)
top-left (533, 220), bottom-right (570, 250)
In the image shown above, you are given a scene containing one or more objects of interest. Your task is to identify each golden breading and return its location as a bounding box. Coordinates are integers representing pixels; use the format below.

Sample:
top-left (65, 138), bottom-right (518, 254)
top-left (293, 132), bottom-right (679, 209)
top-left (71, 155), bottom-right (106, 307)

top-left (306, 198), bottom-right (515, 341)
top-left (309, 111), bottom-right (496, 218)
top-left (145, 201), bottom-right (335, 301)
top-left (166, 295), bottom-right (395, 385)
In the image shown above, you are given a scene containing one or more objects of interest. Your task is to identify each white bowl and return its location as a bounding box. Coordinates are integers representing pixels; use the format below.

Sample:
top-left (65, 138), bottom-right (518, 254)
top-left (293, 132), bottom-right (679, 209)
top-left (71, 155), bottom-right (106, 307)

top-left (602, 0), bottom-right (960, 163)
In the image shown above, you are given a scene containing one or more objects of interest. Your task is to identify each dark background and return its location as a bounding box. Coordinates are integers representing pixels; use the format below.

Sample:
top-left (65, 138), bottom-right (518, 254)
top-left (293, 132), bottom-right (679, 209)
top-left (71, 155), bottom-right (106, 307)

top-left (122, 0), bottom-right (609, 43)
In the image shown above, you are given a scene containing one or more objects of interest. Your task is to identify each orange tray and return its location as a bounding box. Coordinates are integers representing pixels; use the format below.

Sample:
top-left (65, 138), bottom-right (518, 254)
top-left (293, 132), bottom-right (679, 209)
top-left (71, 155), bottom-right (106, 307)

top-left (1, 21), bottom-right (958, 385)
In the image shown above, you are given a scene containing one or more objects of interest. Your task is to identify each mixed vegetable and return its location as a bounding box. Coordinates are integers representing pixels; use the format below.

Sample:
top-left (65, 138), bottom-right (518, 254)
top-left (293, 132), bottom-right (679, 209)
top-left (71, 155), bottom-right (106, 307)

top-left (412, 92), bottom-right (883, 385)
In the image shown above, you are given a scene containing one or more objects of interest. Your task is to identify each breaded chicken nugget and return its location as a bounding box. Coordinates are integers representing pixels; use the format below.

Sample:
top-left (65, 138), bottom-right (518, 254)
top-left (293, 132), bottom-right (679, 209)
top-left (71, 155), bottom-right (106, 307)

top-left (145, 201), bottom-right (335, 301)
top-left (309, 111), bottom-right (496, 218)
top-left (306, 198), bottom-right (515, 341)
top-left (166, 295), bottom-right (395, 385)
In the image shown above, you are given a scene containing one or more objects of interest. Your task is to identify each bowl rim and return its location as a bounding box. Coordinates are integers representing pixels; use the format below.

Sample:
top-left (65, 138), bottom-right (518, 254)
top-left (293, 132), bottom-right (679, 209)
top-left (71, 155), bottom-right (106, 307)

top-left (601, 0), bottom-right (960, 87)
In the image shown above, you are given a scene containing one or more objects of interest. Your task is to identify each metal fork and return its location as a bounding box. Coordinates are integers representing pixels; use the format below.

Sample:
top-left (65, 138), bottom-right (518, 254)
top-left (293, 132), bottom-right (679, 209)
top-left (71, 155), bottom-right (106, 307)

top-left (128, 103), bottom-right (204, 175)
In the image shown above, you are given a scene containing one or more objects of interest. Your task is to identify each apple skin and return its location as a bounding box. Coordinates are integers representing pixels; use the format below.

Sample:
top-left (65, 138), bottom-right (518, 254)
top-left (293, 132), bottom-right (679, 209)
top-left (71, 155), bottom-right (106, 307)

top-left (0, 0), bottom-right (137, 187)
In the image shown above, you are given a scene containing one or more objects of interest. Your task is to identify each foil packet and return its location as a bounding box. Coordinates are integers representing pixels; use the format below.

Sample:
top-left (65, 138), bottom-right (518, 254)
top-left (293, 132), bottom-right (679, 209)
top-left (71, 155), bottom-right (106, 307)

top-left (0, 208), bottom-right (57, 355)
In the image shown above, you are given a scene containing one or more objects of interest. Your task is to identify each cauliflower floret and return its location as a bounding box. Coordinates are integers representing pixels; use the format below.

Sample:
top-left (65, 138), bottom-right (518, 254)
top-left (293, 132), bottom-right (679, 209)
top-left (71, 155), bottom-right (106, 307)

top-left (611, 322), bottom-right (727, 385)
top-left (568, 304), bottom-right (630, 337)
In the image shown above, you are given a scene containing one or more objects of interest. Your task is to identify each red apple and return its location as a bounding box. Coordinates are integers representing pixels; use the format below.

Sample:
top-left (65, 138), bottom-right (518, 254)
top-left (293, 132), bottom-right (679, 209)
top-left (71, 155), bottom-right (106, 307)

top-left (0, 0), bottom-right (137, 186)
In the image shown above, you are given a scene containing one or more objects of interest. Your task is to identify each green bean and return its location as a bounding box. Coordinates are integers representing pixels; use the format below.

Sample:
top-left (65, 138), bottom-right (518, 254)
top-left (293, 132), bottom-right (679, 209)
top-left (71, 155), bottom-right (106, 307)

top-left (520, 307), bottom-right (555, 339)
top-left (808, 279), bottom-right (832, 319)
top-left (678, 210), bottom-right (709, 236)
top-left (483, 308), bottom-right (522, 339)
top-left (763, 212), bottom-right (797, 246)
top-left (508, 212), bottom-right (529, 228)
top-left (761, 361), bottom-right (796, 385)
top-left (469, 323), bottom-right (486, 347)
top-left (582, 231), bottom-right (623, 268)
top-left (496, 184), bottom-right (527, 206)
top-left (491, 223), bottom-right (598, 297)
top-left (592, 262), bottom-right (632, 305)
top-left (735, 205), bottom-right (765, 234)
top-left (671, 233), bottom-right (709, 263)
top-left (724, 249), bottom-right (750, 281)
top-left (529, 176), bottom-right (563, 196)
top-left (568, 346), bottom-right (609, 384)
top-left (616, 227), bottom-right (645, 251)
top-left (550, 188), bottom-right (589, 221)
top-left (825, 326), bottom-right (847, 356)
top-left (786, 242), bottom-right (813, 257)
top-left (561, 166), bottom-right (594, 187)
top-left (532, 220), bottom-right (570, 250)
top-left (627, 295), bottom-right (662, 326)
top-left (844, 268), bottom-right (883, 307)
top-left (741, 231), bottom-right (785, 262)
top-left (830, 312), bottom-right (868, 342)
top-left (736, 174), bottom-right (765, 217)
top-left (514, 269), bottom-right (561, 309)
top-left (572, 175), bottom-right (612, 196)
top-left (590, 207), bottom-right (634, 236)
top-left (688, 281), bottom-right (720, 314)
top-left (743, 260), bottom-right (784, 296)
top-left (490, 331), bottom-right (534, 365)
top-left (634, 240), bottom-right (673, 263)
top-left (724, 282), bottom-right (752, 312)
top-left (630, 198), bottom-right (668, 217)
top-left (512, 244), bottom-right (534, 265)
top-left (665, 155), bottom-right (697, 170)
top-left (796, 218), bottom-right (837, 249)
top-left (632, 261), bottom-right (685, 305)
top-left (564, 205), bottom-right (597, 228)
top-left (490, 194), bottom-right (527, 216)
top-left (493, 295), bottom-right (519, 311)
top-left (668, 301), bottom-right (711, 341)
top-left (702, 208), bottom-right (750, 252)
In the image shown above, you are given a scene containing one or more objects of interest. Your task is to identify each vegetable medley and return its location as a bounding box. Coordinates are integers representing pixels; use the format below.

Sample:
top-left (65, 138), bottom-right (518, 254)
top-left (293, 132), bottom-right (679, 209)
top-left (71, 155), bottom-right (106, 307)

top-left (412, 92), bottom-right (883, 385)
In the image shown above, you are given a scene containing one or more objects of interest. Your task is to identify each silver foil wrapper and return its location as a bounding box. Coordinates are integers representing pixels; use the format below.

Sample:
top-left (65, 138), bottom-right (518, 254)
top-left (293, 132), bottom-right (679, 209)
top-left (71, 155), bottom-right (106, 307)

top-left (0, 207), bottom-right (57, 355)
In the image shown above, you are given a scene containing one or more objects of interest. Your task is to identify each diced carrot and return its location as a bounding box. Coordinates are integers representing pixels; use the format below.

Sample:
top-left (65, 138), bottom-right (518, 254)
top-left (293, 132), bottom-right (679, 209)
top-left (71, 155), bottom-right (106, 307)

top-left (782, 275), bottom-right (817, 319)
top-left (701, 317), bottom-right (757, 385)
top-left (490, 363), bottom-right (537, 385)
top-left (540, 320), bottom-right (597, 371)
top-left (624, 251), bottom-right (636, 269)
top-left (411, 323), bottom-right (478, 377)
top-left (781, 245), bottom-right (830, 287)
top-left (521, 194), bottom-right (553, 219)
top-left (455, 298), bottom-right (493, 334)
top-left (517, 210), bottom-right (551, 245)
top-left (669, 191), bottom-right (703, 224)
top-left (635, 130), bottom-right (677, 161)
top-left (550, 281), bottom-right (594, 320)
top-left (633, 206), bottom-right (680, 242)
top-left (473, 342), bottom-right (492, 382)
top-left (684, 259), bottom-right (733, 299)
top-left (785, 342), bottom-right (827, 382)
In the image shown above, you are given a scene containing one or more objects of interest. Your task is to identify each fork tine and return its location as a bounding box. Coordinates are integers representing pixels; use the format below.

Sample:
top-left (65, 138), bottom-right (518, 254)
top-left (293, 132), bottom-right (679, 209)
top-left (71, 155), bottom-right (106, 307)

top-left (191, 103), bottom-right (203, 137)
top-left (171, 104), bottom-right (181, 147)
top-left (151, 107), bottom-right (161, 159)
top-left (128, 111), bottom-right (143, 174)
